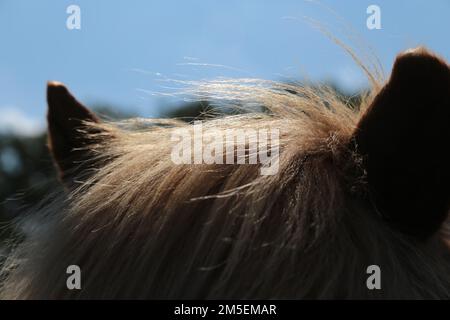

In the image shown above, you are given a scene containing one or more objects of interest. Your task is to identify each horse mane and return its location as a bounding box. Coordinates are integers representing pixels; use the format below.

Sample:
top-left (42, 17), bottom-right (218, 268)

top-left (1, 53), bottom-right (450, 299)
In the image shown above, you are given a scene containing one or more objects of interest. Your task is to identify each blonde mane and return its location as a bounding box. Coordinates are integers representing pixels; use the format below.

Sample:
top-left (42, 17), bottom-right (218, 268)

top-left (1, 51), bottom-right (450, 299)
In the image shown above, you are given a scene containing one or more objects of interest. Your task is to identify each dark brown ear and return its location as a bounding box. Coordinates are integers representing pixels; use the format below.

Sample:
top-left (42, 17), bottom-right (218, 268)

top-left (47, 81), bottom-right (111, 188)
top-left (353, 47), bottom-right (450, 240)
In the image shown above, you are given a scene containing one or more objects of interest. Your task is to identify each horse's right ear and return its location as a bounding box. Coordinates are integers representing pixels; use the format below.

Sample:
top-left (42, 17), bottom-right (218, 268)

top-left (47, 82), bottom-right (112, 188)
top-left (352, 48), bottom-right (450, 240)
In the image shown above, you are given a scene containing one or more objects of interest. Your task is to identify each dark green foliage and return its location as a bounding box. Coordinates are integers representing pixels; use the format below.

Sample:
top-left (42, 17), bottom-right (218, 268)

top-left (0, 134), bottom-right (60, 232)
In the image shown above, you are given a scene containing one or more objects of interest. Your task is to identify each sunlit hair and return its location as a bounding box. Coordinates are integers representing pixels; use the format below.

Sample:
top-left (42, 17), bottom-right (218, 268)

top-left (1, 46), bottom-right (449, 299)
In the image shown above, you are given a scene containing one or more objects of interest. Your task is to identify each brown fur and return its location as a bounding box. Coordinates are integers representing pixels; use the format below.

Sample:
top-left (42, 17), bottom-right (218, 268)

top-left (47, 82), bottom-right (113, 187)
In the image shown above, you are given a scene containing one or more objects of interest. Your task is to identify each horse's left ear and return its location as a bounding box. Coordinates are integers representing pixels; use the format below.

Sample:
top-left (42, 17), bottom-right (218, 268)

top-left (353, 47), bottom-right (450, 240)
top-left (47, 81), bottom-right (112, 188)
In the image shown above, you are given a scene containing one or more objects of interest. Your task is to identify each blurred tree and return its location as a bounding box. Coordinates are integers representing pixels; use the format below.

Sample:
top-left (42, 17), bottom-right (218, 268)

top-left (162, 101), bottom-right (213, 122)
top-left (0, 133), bottom-right (59, 230)
top-left (0, 132), bottom-right (60, 268)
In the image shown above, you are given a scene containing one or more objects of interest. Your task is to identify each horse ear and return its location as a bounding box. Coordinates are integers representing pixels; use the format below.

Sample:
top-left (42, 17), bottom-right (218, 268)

top-left (47, 82), bottom-right (112, 188)
top-left (353, 47), bottom-right (450, 240)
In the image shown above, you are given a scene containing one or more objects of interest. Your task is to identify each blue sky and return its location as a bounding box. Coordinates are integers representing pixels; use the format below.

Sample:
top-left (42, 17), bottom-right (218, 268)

top-left (1, 0), bottom-right (450, 135)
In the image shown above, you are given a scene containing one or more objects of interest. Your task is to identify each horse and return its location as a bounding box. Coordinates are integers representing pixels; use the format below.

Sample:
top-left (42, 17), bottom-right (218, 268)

top-left (0, 47), bottom-right (449, 299)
